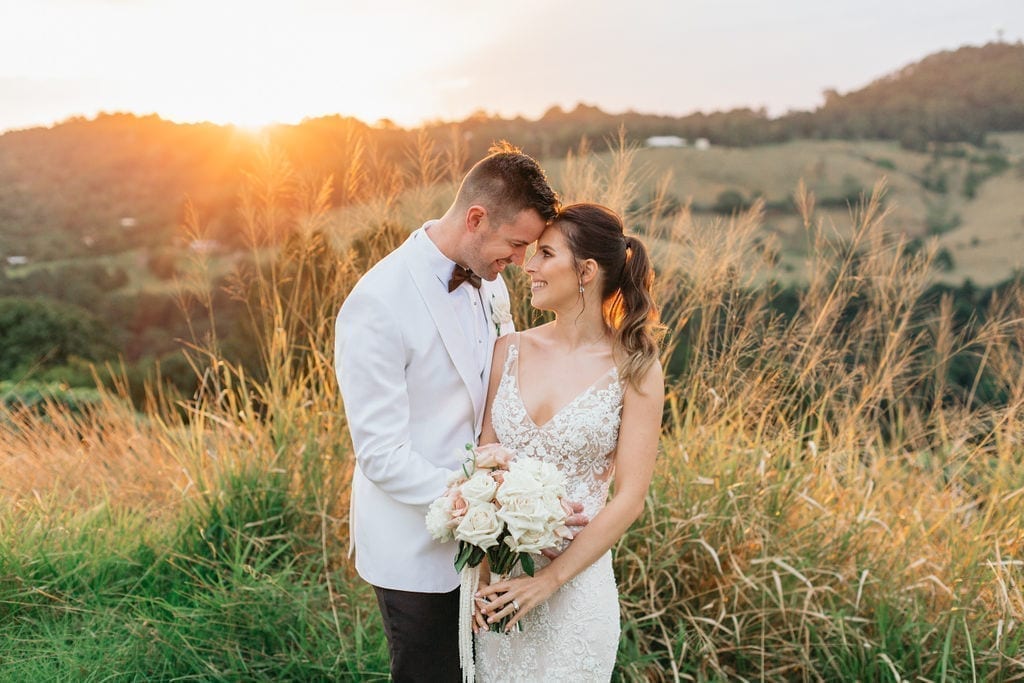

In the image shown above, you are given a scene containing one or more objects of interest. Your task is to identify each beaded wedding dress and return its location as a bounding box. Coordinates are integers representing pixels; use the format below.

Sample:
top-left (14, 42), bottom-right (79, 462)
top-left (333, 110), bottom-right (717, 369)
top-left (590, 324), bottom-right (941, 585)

top-left (475, 336), bottom-right (623, 682)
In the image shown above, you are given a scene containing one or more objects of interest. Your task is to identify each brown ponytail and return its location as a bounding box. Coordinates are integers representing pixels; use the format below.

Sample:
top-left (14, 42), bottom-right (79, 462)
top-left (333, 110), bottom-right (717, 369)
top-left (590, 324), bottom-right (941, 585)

top-left (553, 204), bottom-right (662, 388)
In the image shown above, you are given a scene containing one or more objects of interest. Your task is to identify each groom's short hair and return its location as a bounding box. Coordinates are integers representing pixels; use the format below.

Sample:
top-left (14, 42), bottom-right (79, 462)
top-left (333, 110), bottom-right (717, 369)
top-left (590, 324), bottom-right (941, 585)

top-left (456, 141), bottom-right (559, 225)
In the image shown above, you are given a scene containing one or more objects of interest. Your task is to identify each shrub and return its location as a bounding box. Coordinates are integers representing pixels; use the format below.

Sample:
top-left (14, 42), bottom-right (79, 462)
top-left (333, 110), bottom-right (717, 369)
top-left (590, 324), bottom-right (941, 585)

top-left (934, 246), bottom-right (956, 272)
top-left (925, 200), bottom-right (961, 236)
top-left (712, 188), bottom-right (747, 214)
top-left (146, 247), bottom-right (179, 279)
top-left (0, 297), bottom-right (116, 377)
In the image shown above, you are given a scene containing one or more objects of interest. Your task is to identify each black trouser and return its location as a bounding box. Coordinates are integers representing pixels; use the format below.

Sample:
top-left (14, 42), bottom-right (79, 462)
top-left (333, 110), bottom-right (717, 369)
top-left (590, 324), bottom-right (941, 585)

top-left (373, 585), bottom-right (461, 683)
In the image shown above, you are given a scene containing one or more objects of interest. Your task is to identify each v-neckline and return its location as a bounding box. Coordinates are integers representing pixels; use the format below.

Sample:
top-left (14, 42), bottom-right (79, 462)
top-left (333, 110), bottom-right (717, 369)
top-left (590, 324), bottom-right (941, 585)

top-left (512, 341), bottom-right (617, 430)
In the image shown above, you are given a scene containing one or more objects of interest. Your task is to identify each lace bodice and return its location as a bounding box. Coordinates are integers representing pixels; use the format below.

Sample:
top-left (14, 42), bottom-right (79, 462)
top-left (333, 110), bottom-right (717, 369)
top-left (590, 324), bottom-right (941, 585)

top-left (490, 338), bottom-right (624, 524)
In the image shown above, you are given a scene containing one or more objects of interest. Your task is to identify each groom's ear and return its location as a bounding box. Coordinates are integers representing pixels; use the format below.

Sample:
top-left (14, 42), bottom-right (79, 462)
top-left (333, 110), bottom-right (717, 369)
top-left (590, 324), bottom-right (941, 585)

top-left (466, 205), bottom-right (487, 233)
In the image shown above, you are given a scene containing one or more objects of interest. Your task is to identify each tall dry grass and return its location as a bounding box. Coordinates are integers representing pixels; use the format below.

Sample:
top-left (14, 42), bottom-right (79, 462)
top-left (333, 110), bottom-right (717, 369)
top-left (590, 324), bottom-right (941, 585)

top-left (2, 133), bottom-right (1023, 680)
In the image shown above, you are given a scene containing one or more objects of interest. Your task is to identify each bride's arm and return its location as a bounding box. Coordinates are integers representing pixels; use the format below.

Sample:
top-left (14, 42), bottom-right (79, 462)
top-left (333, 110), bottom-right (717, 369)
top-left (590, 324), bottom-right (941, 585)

top-left (477, 359), bottom-right (664, 630)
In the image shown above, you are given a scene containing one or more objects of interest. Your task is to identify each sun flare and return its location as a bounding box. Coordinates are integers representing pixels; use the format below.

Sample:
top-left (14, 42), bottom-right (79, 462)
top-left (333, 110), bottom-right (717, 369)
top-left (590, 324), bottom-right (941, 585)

top-left (0, 0), bottom-right (489, 132)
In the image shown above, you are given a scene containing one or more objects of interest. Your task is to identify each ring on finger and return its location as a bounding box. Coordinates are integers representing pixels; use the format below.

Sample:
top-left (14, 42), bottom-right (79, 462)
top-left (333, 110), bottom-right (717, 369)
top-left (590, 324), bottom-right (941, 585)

top-left (511, 599), bottom-right (520, 612)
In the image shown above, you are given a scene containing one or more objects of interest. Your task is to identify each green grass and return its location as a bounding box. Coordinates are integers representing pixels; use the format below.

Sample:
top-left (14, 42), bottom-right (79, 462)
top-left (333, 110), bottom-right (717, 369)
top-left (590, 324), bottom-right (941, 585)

top-left (0, 473), bottom-right (390, 681)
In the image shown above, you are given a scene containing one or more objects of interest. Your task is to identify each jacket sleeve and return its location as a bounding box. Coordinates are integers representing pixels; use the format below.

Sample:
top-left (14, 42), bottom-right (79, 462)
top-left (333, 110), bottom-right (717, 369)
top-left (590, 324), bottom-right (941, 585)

top-left (335, 288), bottom-right (450, 507)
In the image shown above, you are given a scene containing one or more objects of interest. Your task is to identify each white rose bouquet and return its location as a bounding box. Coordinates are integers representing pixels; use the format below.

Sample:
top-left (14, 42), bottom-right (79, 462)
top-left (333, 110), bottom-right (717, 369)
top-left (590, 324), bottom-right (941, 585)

top-left (426, 443), bottom-right (571, 679)
top-left (427, 443), bottom-right (571, 578)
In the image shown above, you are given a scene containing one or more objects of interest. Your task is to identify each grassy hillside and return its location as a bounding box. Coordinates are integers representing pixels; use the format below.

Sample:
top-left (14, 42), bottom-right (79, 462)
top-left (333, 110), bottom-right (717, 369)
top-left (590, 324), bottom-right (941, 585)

top-left (541, 135), bottom-right (1024, 285)
top-left (2, 42), bottom-right (1023, 265)
top-left (8, 135), bottom-right (1021, 287)
top-left (942, 152), bottom-right (1024, 283)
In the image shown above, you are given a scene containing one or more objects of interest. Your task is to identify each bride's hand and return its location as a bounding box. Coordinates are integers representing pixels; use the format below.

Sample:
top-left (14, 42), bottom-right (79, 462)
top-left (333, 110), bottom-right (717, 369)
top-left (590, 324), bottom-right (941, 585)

top-left (475, 570), bottom-right (560, 632)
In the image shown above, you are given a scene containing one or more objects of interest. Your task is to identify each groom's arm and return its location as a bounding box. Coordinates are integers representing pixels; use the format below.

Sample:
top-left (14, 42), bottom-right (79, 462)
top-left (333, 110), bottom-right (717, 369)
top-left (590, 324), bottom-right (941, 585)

top-left (335, 289), bottom-right (449, 507)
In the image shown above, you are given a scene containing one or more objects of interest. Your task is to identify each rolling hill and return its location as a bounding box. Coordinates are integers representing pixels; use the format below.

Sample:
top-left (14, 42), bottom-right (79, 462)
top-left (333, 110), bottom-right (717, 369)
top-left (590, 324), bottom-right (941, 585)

top-left (1, 42), bottom-right (1023, 285)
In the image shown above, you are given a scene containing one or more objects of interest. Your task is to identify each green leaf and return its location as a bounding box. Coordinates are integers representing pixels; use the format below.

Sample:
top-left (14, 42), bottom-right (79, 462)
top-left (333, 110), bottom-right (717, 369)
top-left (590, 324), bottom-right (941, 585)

top-left (521, 553), bottom-right (535, 577)
top-left (454, 542), bottom-right (471, 572)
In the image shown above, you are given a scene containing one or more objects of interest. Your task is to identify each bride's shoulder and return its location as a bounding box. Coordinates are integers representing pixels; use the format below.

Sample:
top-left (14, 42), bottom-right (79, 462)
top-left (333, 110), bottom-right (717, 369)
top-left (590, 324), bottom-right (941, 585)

top-left (517, 322), bottom-right (554, 348)
top-left (623, 357), bottom-right (665, 402)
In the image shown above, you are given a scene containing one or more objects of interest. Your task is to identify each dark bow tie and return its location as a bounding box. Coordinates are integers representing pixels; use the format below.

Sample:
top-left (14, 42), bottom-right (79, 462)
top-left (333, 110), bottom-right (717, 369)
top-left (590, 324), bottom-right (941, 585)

top-left (448, 264), bottom-right (482, 292)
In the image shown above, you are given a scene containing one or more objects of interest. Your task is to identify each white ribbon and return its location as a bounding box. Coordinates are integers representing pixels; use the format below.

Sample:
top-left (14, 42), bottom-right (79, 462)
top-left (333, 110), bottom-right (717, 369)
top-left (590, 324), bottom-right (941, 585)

top-left (459, 564), bottom-right (480, 683)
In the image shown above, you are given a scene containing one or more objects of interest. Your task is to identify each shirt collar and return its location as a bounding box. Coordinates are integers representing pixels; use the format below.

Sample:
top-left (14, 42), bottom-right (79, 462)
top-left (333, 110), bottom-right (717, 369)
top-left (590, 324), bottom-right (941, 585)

top-left (414, 220), bottom-right (459, 289)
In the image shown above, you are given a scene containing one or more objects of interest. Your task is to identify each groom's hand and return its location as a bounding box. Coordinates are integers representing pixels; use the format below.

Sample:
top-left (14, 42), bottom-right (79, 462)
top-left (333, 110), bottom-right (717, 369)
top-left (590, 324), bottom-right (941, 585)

top-left (541, 501), bottom-right (588, 559)
top-left (563, 501), bottom-right (588, 528)
top-left (472, 568), bottom-right (492, 633)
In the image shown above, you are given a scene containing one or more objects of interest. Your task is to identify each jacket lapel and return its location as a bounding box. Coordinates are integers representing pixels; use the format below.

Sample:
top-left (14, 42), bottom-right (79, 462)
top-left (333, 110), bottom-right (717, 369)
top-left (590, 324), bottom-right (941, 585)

top-left (402, 234), bottom-right (485, 424)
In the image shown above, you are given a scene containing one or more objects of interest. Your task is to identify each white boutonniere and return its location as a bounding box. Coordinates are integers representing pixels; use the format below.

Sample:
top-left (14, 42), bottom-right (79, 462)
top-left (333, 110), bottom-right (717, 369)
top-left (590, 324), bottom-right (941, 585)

top-left (490, 295), bottom-right (513, 336)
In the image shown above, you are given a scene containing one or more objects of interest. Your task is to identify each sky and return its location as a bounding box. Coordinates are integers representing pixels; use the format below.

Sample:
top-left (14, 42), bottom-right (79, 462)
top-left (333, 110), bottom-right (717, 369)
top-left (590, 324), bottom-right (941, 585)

top-left (1, 0), bottom-right (1022, 133)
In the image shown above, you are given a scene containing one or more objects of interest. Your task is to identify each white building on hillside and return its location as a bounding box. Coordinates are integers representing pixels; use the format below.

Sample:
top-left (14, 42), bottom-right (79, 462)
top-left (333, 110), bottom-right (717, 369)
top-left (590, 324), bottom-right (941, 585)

top-left (646, 135), bottom-right (687, 148)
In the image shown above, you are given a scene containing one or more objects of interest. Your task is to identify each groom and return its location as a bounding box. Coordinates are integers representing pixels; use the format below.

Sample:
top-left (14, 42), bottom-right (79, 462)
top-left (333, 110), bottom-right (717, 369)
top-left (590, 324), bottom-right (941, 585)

top-left (335, 143), bottom-right (559, 681)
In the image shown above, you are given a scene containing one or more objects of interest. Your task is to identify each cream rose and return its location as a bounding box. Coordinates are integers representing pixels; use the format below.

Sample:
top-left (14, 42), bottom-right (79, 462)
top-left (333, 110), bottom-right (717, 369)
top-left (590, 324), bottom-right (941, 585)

top-left (460, 470), bottom-right (498, 503)
top-left (497, 495), bottom-right (552, 547)
top-left (425, 496), bottom-right (455, 542)
top-left (473, 443), bottom-right (515, 470)
top-left (505, 526), bottom-right (558, 554)
top-left (446, 489), bottom-right (469, 528)
top-left (454, 502), bottom-right (503, 549)
top-left (498, 459), bottom-right (566, 502)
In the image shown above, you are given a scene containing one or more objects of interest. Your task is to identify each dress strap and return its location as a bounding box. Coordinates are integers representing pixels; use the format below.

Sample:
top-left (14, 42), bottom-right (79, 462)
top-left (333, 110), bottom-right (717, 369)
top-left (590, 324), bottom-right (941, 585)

top-left (501, 332), bottom-right (521, 375)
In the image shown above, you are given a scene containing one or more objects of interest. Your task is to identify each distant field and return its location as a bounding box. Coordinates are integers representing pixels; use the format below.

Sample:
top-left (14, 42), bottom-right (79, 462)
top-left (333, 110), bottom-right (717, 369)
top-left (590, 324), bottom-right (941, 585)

top-left (2, 247), bottom-right (257, 296)
top-left (545, 136), bottom-right (1024, 285)
top-left (940, 170), bottom-right (1024, 283)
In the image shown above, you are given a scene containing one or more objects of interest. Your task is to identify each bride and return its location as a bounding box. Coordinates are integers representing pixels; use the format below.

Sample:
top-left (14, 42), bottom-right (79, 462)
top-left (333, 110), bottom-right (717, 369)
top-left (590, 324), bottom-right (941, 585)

top-left (473, 203), bottom-right (664, 681)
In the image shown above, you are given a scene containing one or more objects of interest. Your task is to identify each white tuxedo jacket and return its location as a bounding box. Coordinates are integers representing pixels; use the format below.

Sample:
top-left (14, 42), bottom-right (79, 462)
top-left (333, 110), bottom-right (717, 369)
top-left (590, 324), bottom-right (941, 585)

top-left (335, 226), bottom-right (514, 592)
